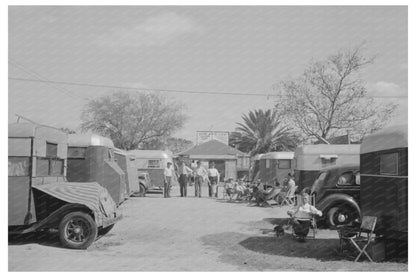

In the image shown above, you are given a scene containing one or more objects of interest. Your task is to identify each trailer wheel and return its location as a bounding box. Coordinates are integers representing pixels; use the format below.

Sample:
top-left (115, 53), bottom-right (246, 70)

top-left (59, 211), bottom-right (97, 249)
top-left (326, 205), bottom-right (358, 227)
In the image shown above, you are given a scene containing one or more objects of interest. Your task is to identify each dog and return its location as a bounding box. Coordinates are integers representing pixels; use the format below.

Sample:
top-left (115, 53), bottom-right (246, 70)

top-left (273, 225), bottom-right (285, 237)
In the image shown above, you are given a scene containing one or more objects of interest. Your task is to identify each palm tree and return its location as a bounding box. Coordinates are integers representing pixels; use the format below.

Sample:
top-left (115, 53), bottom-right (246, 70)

top-left (230, 109), bottom-right (299, 155)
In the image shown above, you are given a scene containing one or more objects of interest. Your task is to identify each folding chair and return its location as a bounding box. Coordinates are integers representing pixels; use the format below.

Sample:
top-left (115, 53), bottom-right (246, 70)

top-left (258, 186), bottom-right (282, 207)
top-left (338, 216), bottom-right (377, 262)
top-left (279, 185), bottom-right (297, 207)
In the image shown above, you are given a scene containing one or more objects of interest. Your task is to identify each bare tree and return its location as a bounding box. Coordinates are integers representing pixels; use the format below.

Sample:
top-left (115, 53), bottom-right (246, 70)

top-left (276, 45), bottom-right (397, 142)
top-left (81, 92), bottom-right (187, 150)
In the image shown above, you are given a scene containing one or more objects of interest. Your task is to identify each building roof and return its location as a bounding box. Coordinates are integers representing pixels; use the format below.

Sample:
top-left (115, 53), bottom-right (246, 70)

top-left (178, 139), bottom-right (246, 157)
top-left (361, 125), bottom-right (407, 154)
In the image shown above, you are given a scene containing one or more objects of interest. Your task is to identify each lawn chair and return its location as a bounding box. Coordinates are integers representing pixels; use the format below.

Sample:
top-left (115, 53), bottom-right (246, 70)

top-left (279, 185), bottom-right (297, 207)
top-left (338, 216), bottom-right (377, 262)
top-left (257, 186), bottom-right (282, 207)
top-left (289, 194), bottom-right (318, 239)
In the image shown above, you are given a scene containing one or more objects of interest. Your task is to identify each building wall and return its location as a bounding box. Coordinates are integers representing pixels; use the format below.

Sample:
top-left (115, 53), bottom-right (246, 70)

top-left (225, 160), bottom-right (237, 180)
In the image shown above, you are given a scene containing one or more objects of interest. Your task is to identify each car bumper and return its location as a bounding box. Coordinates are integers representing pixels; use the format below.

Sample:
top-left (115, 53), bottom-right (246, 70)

top-left (102, 210), bottom-right (123, 228)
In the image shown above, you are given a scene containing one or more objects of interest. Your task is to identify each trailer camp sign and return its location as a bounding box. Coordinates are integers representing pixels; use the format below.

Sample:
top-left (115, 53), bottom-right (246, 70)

top-left (196, 131), bottom-right (229, 145)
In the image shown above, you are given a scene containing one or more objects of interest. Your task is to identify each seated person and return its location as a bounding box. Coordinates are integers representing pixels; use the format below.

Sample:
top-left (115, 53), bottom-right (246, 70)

top-left (287, 193), bottom-right (322, 242)
top-left (234, 179), bottom-right (249, 200)
top-left (224, 177), bottom-right (236, 198)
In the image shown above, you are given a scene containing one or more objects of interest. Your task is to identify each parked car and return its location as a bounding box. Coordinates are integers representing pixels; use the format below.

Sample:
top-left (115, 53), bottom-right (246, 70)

top-left (8, 122), bottom-right (122, 249)
top-left (135, 171), bottom-right (152, 196)
top-left (310, 164), bottom-right (360, 227)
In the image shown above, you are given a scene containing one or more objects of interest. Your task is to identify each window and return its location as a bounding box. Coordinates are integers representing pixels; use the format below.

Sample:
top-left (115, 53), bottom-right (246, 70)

top-left (8, 157), bottom-right (30, 177)
top-left (46, 142), bottom-right (58, 157)
top-left (50, 159), bottom-right (64, 176)
top-left (355, 172), bottom-right (361, 185)
top-left (321, 158), bottom-right (337, 167)
top-left (36, 157), bottom-right (64, 177)
top-left (278, 159), bottom-right (291, 169)
top-left (68, 147), bottom-right (87, 158)
top-left (380, 153), bottom-right (399, 176)
top-left (266, 159), bottom-right (270, 169)
top-left (36, 158), bottom-right (50, 176)
top-left (148, 159), bottom-right (160, 168)
top-left (337, 172), bottom-right (354, 186)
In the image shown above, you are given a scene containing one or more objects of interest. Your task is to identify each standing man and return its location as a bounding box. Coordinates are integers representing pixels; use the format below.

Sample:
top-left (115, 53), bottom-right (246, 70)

top-left (193, 161), bottom-right (207, 198)
top-left (207, 162), bottom-right (220, 198)
top-left (177, 161), bottom-right (193, 197)
top-left (164, 162), bottom-right (176, 198)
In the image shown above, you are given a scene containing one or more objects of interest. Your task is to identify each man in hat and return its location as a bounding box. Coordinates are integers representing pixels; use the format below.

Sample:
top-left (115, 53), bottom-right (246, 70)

top-left (207, 162), bottom-right (220, 197)
top-left (163, 162), bottom-right (176, 198)
top-left (193, 161), bottom-right (207, 197)
top-left (177, 161), bottom-right (193, 197)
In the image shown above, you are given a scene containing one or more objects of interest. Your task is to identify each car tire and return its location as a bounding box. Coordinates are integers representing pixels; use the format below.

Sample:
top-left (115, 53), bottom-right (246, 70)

top-left (136, 184), bottom-right (146, 197)
top-left (59, 211), bottom-right (97, 249)
top-left (326, 205), bottom-right (357, 227)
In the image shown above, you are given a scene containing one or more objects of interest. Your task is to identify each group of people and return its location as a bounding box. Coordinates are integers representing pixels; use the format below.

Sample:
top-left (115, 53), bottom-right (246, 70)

top-left (163, 160), bottom-right (220, 198)
top-left (164, 163), bottom-right (322, 242)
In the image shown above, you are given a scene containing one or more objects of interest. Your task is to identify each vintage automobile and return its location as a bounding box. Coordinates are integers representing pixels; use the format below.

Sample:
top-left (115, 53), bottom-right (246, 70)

top-left (135, 171), bottom-right (153, 196)
top-left (9, 122), bottom-right (122, 249)
top-left (310, 164), bottom-right (360, 227)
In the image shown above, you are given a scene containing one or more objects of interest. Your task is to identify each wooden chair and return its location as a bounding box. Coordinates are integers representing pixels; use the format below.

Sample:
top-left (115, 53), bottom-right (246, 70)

top-left (338, 216), bottom-right (377, 262)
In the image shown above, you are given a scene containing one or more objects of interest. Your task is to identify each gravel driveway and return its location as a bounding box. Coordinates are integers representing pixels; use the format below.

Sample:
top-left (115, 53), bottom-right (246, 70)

top-left (9, 186), bottom-right (407, 271)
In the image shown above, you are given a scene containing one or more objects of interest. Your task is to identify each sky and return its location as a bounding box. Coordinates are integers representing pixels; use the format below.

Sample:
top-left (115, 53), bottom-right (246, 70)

top-left (8, 6), bottom-right (408, 143)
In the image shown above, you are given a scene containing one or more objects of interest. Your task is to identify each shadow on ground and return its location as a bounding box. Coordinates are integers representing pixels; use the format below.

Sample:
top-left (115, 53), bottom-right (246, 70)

top-left (8, 232), bottom-right (62, 248)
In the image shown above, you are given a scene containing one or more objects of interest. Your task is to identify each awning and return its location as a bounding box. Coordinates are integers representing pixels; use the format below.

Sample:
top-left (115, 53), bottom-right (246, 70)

top-left (320, 154), bottom-right (338, 160)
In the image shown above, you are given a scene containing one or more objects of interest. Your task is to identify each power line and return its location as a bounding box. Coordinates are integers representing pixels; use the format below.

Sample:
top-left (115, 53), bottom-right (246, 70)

top-left (8, 76), bottom-right (407, 99)
top-left (8, 60), bottom-right (91, 101)
top-left (8, 76), bottom-right (280, 97)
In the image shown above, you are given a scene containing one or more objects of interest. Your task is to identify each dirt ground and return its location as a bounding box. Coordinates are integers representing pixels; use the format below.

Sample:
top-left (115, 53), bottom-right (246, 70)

top-left (9, 185), bottom-right (408, 271)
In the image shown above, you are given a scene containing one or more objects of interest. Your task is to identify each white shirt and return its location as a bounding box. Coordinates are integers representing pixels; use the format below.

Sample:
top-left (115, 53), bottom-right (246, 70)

top-left (291, 203), bottom-right (323, 219)
top-left (207, 168), bottom-right (219, 177)
top-left (164, 167), bottom-right (175, 177)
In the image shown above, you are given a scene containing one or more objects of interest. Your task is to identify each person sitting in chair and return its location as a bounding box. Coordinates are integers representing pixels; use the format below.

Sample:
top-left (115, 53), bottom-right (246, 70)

top-left (287, 193), bottom-right (322, 242)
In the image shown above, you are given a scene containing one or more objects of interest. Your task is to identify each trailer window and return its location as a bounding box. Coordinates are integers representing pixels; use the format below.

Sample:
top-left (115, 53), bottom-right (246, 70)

top-left (46, 142), bottom-right (58, 157)
top-left (50, 159), bottom-right (64, 176)
top-left (148, 159), bottom-right (160, 168)
top-left (68, 147), bottom-right (87, 158)
top-left (8, 157), bottom-right (30, 177)
top-left (380, 153), bottom-right (398, 176)
top-left (321, 158), bottom-right (336, 167)
top-left (36, 158), bottom-right (50, 176)
top-left (278, 159), bottom-right (291, 169)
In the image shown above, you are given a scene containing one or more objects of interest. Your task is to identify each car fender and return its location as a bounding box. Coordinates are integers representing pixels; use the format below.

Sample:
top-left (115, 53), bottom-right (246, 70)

top-left (12, 203), bottom-right (93, 234)
top-left (316, 193), bottom-right (361, 217)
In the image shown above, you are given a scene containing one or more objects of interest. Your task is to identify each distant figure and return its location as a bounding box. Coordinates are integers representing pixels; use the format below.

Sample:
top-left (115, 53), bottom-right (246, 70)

top-left (193, 161), bottom-right (207, 198)
top-left (163, 162), bottom-right (176, 198)
top-left (287, 172), bottom-right (296, 193)
top-left (177, 161), bottom-right (193, 197)
top-left (207, 162), bottom-right (220, 197)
